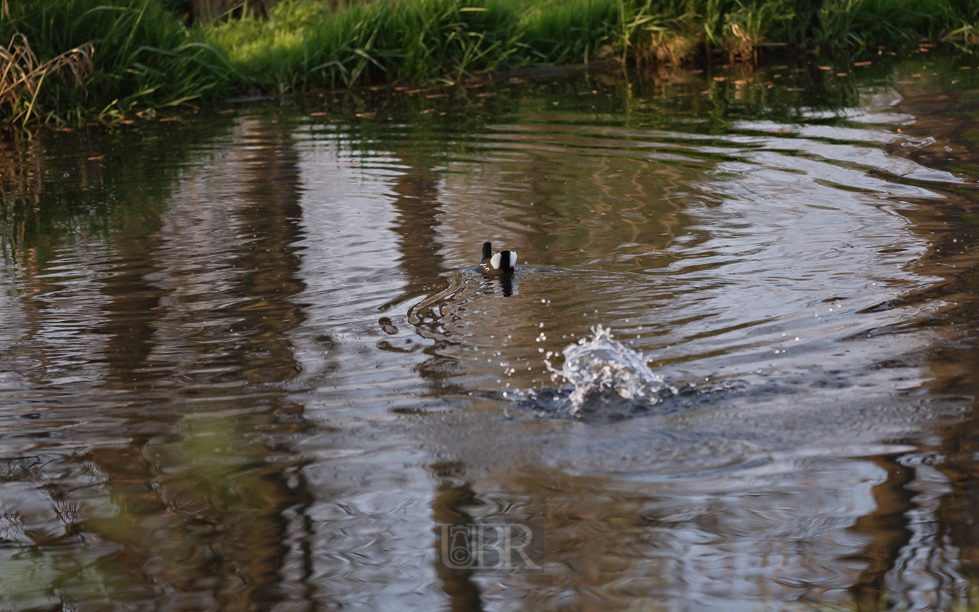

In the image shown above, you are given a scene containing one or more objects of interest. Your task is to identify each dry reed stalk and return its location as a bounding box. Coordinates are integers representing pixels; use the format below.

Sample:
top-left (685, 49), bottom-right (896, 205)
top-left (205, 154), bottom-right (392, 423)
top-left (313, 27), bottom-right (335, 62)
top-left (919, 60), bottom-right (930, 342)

top-left (0, 32), bottom-right (94, 125)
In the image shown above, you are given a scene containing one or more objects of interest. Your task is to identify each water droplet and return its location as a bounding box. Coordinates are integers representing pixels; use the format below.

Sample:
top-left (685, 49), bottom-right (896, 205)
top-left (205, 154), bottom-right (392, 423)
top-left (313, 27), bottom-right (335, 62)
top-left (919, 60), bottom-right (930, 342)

top-left (546, 326), bottom-right (667, 414)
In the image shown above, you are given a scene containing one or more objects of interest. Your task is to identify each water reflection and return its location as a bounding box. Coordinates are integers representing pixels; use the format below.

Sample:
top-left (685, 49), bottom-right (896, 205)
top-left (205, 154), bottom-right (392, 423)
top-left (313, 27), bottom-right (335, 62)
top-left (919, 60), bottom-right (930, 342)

top-left (0, 117), bottom-right (314, 608)
top-left (1, 57), bottom-right (979, 610)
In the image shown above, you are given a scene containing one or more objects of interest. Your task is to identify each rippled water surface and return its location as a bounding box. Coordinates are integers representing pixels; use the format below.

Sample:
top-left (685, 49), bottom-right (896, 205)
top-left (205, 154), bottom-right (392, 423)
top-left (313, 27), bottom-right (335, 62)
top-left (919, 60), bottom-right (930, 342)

top-left (4, 54), bottom-right (979, 611)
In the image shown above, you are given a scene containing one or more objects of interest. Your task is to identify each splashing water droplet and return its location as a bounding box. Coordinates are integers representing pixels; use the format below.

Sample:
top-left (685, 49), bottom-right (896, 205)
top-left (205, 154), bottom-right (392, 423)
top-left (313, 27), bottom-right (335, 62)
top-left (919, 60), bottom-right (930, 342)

top-left (546, 325), bottom-right (669, 415)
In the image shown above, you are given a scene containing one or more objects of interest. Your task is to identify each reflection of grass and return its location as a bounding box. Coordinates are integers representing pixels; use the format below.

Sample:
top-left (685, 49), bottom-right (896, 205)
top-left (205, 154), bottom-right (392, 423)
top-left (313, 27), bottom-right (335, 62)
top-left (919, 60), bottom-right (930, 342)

top-left (0, 114), bottom-right (235, 265)
top-left (3, 0), bottom-right (979, 126)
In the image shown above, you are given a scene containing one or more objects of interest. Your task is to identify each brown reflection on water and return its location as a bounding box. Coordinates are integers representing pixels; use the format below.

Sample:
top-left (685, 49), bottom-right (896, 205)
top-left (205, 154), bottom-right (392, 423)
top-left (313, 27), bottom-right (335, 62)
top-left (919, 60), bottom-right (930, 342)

top-left (888, 82), bottom-right (979, 604)
top-left (7, 65), bottom-right (979, 611)
top-left (225, 118), bottom-right (307, 382)
top-left (98, 201), bottom-right (168, 384)
top-left (380, 144), bottom-right (490, 608)
top-left (437, 126), bottom-right (691, 272)
top-left (398, 72), bottom-right (979, 611)
top-left (848, 455), bottom-right (916, 611)
top-left (385, 152), bottom-right (445, 305)
top-left (0, 118), bottom-right (316, 608)
top-left (381, 146), bottom-right (464, 392)
top-left (137, 117), bottom-right (308, 604)
top-left (430, 461), bottom-right (486, 612)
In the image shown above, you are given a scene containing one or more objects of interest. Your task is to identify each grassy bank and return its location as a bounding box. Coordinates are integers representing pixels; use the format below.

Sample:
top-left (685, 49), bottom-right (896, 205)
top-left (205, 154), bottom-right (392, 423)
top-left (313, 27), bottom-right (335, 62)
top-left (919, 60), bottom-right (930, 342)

top-left (0, 0), bottom-right (233, 126)
top-left (2, 0), bottom-right (979, 127)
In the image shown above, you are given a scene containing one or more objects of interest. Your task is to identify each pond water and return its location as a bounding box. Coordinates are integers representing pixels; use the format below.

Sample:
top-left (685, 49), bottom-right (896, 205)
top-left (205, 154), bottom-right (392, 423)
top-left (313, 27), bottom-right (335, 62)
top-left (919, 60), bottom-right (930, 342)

top-left (3, 52), bottom-right (979, 611)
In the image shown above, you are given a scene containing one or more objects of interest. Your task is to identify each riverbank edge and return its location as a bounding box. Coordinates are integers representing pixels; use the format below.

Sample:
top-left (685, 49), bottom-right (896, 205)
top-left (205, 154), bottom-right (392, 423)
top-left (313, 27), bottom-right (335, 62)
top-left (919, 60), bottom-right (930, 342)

top-left (2, 0), bottom-right (979, 130)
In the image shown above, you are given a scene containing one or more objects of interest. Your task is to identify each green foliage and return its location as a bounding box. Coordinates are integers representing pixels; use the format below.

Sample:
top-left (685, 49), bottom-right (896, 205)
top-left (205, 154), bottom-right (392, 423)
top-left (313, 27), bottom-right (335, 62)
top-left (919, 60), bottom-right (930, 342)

top-left (207, 0), bottom-right (617, 92)
top-left (846, 0), bottom-right (940, 47)
top-left (520, 0), bottom-right (617, 64)
top-left (941, 0), bottom-right (979, 47)
top-left (816, 0), bottom-right (866, 47)
top-left (3, 0), bottom-right (979, 128)
top-left (1, 0), bottom-right (231, 125)
top-left (721, 0), bottom-right (795, 59)
top-left (0, 32), bottom-right (94, 126)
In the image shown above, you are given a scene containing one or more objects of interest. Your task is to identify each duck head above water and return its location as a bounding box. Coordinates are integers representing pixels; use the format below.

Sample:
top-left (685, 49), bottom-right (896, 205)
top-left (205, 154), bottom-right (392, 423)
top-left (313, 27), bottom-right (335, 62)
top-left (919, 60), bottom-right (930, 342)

top-left (480, 241), bottom-right (517, 275)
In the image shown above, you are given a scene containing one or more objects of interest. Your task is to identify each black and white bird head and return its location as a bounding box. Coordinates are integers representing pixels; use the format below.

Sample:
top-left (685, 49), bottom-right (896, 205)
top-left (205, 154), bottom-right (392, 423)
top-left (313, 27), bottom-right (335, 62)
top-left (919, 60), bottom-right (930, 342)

top-left (480, 242), bottom-right (517, 274)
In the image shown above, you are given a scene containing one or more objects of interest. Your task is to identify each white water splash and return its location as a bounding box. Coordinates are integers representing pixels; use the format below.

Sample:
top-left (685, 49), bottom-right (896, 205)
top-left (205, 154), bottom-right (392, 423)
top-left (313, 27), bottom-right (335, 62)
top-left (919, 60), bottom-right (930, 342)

top-left (546, 326), bottom-right (671, 415)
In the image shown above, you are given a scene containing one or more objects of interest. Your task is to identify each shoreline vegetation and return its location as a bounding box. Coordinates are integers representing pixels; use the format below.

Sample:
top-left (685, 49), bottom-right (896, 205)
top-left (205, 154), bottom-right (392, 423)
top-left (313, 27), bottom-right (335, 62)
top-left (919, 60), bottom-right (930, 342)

top-left (1, 0), bottom-right (978, 128)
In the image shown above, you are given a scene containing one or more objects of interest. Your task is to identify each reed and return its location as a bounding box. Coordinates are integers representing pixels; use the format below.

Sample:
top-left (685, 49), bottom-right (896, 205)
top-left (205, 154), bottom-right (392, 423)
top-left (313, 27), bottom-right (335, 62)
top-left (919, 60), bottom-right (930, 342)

top-left (1, 0), bottom-right (231, 125)
top-left (941, 0), bottom-right (979, 47)
top-left (2, 0), bottom-right (979, 128)
top-left (0, 32), bottom-right (93, 126)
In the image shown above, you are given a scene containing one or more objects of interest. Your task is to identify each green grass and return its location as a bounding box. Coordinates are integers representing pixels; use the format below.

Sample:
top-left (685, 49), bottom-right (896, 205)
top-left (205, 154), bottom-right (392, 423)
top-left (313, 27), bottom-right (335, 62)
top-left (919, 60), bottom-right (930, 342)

top-left (3, 0), bottom-right (979, 128)
top-left (1, 0), bottom-right (231, 126)
top-left (206, 0), bottom-right (620, 91)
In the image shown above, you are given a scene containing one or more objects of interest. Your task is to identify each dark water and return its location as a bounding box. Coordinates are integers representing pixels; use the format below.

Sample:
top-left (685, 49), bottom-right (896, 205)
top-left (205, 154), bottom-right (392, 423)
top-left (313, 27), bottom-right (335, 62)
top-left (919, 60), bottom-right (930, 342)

top-left (3, 52), bottom-right (979, 611)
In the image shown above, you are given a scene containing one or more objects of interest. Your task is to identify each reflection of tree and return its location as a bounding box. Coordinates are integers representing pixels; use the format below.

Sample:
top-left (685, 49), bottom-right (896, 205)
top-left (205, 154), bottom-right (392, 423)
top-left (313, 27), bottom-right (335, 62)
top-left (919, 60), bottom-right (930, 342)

top-left (227, 118), bottom-right (307, 381)
top-left (99, 210), bottom-right (168, 381)
top-left (430, 461), bottom-right (486, 612)
top-left (886, 84), bottom-right (979, 603)
top-left (846, 456), bottom-right (916, 611)
top-left (117, 116), bottom-right (312, 604)
top-left (380, 146), bottom-right (489, 608)
top-left (0, 117), bottom-right (315, 607)
top-left (384, 152), bottom-right (446, 308)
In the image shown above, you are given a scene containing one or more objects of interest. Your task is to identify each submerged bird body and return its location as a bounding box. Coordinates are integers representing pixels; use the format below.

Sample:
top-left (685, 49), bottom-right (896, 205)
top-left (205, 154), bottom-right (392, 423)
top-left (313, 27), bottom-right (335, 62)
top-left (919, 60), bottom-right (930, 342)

top-left (480, 241), bottom-right (517, 275)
